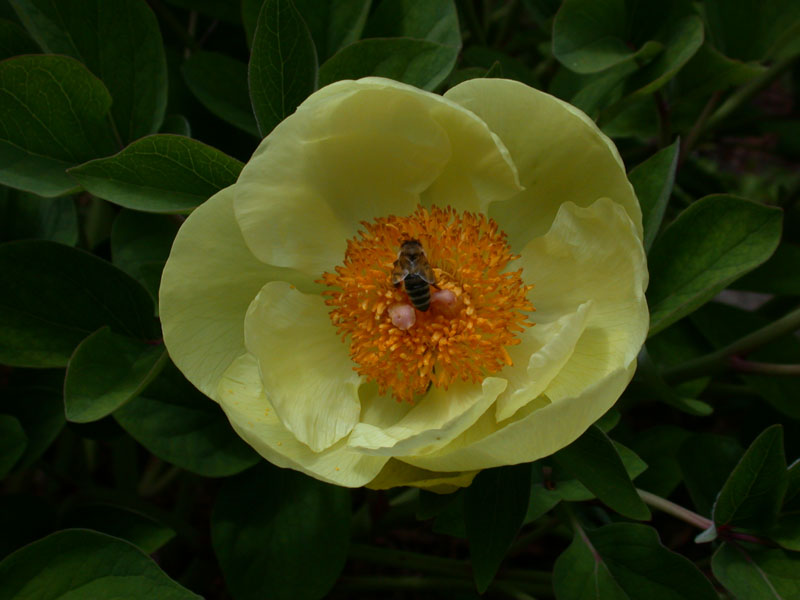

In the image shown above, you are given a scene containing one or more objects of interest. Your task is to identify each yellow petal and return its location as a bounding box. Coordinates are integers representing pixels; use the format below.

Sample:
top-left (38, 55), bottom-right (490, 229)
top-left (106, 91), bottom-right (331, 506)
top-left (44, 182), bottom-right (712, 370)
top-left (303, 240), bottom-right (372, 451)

top-left (347, 377), bottom-right (506, 456)
top-left (233, 77), bottom-right (520, 279)
top-left (366, 459), bottom-right (478, 493)
top-left (495, 301), bottom-right (593, 422)
top-left (160, 186), bottom-right (309, 399)
top-left (518, 198), bottom-right (648, 401)
top-left (404, 363), bottom-right (636, 472)
top-left (217, 353), bottom-right (387, 487)
top-left (444, 78), bottom-right (643, 251)
top-left (244, 281), bottom-right (362, 452)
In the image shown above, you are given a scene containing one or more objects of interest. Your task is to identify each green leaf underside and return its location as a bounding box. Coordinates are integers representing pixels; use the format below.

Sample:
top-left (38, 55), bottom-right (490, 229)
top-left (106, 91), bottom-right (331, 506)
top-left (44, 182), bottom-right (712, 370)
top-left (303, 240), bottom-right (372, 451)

top-left (0, 415), bottom-right (26, 478)
top-left (293, 0), bottom-right (372, 61)
top-left (111, 210), bottom-right (179, 303)
top-left (712, 425), bottom-right (786, 530)
top-left (554, 425), bottom-right (650, 520)
top-left (712, 543), bottom-right (800, 600)
top-left (182, 51), bottom-right (259, 136)
top-left (10, 0), bottom-right (168, 144)
top-left (553, 523), bottom-right (718, 600)
top-left (64, 327), bottom-right (168, 423)
top-left (0, 240), bottom-right (157, 367)
top-left (320, 37), bottom-right (458, 91)
top-left (60, 504), bottom-right (175, 554)
top-left (465, 464), bottom-right (531, 593)
top-left (212, 464), bottom-right (350, 600)
top-left (68, 134), bottom-right (243, 213)
top-left (647, 195), bottom-right (782, 336)
top-left (364, 0), bottom-right (460, 48)
top-left (0, 376), bottom-right (65, 472)
top-left (0, 529), bottom-right (201, 600)
top-left (249, 0), bottom-right (318, 137)
top-left (114, 363), bottom-right (259, 477)
top-left (628, 138), bottom-right (679, 254)
top-left (0, 54), bottom-right (117, 197)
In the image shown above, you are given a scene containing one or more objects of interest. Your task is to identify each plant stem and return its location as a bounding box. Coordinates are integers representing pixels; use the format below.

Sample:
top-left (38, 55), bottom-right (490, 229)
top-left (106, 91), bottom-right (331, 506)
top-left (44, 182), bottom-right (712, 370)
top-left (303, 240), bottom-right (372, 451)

top-left (637, 489), bottom-right (712, 530)
top-left (678, 91), bottom-right (721, 167)
top-left (730, 356), bottom-right (800, 376)
top-left (461, 0), bottom-right (487, 45)
top-left (703, 53), bottom-right (799, 134)
top-left (662, 305), bottom-right (800, 383)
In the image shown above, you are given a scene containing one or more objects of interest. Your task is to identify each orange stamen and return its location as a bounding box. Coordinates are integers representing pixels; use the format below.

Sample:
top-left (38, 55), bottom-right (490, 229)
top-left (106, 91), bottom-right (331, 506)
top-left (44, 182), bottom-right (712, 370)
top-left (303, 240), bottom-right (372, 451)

top-left (319, 206), bottom-right (534, 403)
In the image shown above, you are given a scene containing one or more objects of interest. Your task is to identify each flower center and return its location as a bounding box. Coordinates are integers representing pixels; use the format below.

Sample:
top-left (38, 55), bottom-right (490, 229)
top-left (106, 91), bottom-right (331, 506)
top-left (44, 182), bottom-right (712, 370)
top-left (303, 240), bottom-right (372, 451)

top-left (319, 206), bottom-right (534, 403)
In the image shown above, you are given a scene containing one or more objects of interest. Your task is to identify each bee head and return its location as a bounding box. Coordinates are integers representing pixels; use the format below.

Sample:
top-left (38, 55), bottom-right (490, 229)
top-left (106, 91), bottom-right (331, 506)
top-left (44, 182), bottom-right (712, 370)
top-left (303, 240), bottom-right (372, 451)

top-left (399, 239), bottom-right (425, 259)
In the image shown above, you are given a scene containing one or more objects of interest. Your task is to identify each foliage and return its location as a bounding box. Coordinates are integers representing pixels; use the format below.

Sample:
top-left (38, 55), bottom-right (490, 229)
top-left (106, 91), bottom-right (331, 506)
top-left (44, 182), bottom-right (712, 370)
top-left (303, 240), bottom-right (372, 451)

top-left (1, 0), bottom-right (799, 598)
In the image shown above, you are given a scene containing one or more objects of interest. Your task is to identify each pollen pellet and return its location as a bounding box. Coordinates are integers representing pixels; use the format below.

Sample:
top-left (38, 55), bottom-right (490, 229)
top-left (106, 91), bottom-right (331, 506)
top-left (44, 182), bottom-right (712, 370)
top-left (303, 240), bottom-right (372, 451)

top-left (389, 303), bottom-right (416, 330)
top-left (319, 205), bottom-right (534, 402)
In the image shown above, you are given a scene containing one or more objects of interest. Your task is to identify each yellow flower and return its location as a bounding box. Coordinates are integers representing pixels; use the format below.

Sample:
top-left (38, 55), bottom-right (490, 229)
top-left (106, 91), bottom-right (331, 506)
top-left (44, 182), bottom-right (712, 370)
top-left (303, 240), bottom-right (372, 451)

top-left (160, 77), bottom-right (648, 491)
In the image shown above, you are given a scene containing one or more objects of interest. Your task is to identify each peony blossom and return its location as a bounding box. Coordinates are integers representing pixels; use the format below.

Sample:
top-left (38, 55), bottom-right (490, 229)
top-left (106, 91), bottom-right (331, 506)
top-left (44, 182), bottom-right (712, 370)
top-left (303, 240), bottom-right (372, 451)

top-left (159, 77), bottom-right (648, 491)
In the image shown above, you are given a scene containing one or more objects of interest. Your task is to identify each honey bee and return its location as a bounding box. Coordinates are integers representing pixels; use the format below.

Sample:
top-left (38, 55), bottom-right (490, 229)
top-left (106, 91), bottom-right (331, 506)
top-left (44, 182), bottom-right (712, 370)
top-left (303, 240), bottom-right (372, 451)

top-left (391, 239), bottom-right (437, 311)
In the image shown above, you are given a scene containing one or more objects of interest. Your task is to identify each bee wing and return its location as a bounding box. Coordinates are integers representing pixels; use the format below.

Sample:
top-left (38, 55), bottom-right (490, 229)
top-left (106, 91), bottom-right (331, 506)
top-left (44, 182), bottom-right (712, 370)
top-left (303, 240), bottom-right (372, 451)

top-left (419, 261), bottom-right (436, 284)
top-left (391, 258), bottom-right (410, 286)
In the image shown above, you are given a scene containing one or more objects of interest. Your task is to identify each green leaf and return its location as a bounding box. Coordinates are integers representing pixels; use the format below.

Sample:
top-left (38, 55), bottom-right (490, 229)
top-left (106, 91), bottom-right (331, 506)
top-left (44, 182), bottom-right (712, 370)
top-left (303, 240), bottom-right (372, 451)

top-left (182, 51), bottom-right (259, 136)
top-left (0, 189), bottom-right (78, 245)
top-left (632, 346), bottom-right (713, 416)
top-left (785, 460), bottom-right (800, 511)
top-left (647, 195), bottom-right (783, 336)
top-left (249, 0), bottom-right (318, 137)
top-left (64, 327), bottom-right (168, 423)
top-left (691, 303), bottom-right (800, 420)
top-left (320, 38), bottom-right (457, 91)
top-left (114, 363), bottom-right (259, 477)
top-left (60, 504), bottom-right (175, 554)
top-left (111, 210), bottom-right (178, 303)
top-left (623, 16), bottom-right (704, 98)
top-left (10, 0), bottom-right (168, 144)
top-left (0, 373), bottom-right (65, 470)
top-left (674, 42), bottom-right (765, 108)
top-left (703, 0), bottom-right (800, 61)
top-left (629, 426), bottom-right (691, 497)
top-left (553, 523), bottom-right (718, 600)
top-left (464, 464), bottom-right (531, 593)
top-left (365, 0), bottom-right (460, 46)
top-left (713, 425), bottom-right (787, 531)
top-left (771, 514), bottom-right (800, 552)
top-left (0, 240), bottom-right (157, 367)
top-left (553, 0), bottom-right (657, 73)
top-left (68, 134), bottom-right (243, 213)
top-left (712, 543), bottom-right (800, 600)
top-left (0, 19), bottom-right (38, 60)
top-left (159, 114), bottom-right (190, 137)
top-left (212, 464), bottom-right (350, 600)
top-left (628, 140), bottom-right (680, 253)
top-left (554, 425), bottom-right (650, 520)
top-left (0, 54), bottom-right (117, 197)
top-left (292, 0), bottom-right (372, 61)
top-left (0, 415), bottom-right (26, 478)
top-left (678, 433), bottom-right (744, 517)
top-left (0, 529), bottom-right (201, 599)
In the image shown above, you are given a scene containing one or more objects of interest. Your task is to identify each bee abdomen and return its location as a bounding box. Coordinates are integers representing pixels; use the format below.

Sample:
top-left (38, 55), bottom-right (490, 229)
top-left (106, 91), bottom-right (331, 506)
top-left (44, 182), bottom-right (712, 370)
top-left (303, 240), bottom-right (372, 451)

top-left (404, 274), bottom-right (431, 311)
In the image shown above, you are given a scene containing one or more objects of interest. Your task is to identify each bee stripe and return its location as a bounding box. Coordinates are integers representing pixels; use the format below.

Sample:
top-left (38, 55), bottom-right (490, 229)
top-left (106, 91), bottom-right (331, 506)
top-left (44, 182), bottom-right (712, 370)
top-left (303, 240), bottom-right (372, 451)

top-left (404, 275), bottom-right (431, 311)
